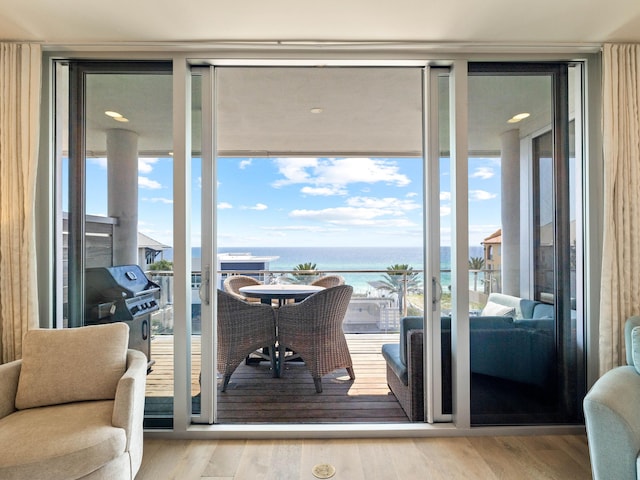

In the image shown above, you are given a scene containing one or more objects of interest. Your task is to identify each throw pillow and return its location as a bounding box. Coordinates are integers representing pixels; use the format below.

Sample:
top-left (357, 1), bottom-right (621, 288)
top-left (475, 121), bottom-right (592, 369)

top-left (15, 323), bottom-right (129, 409)
top-left (480, 301), bottom-right (515, 317)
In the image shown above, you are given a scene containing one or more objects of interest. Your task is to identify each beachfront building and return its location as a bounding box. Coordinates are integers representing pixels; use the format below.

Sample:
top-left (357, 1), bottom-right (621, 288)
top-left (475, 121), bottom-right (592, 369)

top-left (481, 229), bottom-right (502, 295)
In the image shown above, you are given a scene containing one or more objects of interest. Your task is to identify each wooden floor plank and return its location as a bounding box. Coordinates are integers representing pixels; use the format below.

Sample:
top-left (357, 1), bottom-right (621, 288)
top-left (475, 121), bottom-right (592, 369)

top-left (146, 333), bottom-right (406, 423)
top-left (139, 436), bottom-right (592, 480)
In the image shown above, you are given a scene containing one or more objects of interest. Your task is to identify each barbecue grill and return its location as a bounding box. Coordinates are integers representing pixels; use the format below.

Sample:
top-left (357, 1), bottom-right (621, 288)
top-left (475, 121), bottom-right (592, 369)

top-left (85, 264), bottom-right (160, 369)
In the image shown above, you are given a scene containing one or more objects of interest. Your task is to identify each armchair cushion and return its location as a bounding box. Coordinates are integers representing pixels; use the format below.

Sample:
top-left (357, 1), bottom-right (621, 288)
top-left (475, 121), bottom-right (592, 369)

top-left (16, 323), bottom-right (128, 410)
top-left (0, 400), bottom-right (126, 480)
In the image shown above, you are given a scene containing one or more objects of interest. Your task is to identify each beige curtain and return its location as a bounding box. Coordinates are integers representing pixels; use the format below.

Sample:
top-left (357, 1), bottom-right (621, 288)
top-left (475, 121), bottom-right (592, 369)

top-left (599, 43), bottom-right (640, 374)
top-left (0, 43), bottom-right (41, 363)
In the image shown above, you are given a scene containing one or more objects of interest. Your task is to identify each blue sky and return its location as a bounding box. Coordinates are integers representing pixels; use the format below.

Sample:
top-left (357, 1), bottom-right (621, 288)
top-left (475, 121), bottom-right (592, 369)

top-left (80, 156), bottom-right (502, 249)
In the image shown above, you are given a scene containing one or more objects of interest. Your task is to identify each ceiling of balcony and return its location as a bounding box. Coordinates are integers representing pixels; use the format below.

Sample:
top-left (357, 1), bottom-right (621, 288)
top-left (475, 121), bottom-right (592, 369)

top-left (74, 66), bottom-right (560, 159)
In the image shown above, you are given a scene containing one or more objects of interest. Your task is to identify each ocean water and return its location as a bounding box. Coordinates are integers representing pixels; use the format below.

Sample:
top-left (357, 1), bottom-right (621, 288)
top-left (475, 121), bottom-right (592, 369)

top-left (204, 246), bottom-right (484, 295)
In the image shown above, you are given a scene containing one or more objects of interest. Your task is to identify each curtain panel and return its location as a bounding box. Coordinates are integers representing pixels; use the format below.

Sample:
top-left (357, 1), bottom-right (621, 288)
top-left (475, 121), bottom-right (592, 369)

top-left (0, 43), bottom-right (41, 363)
top-left (600, 43), bottom-right (640, 374)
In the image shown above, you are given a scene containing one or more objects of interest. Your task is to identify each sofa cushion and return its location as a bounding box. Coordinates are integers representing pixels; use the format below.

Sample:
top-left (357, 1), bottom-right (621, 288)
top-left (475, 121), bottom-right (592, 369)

top-left (480, 301), bottom-right (515, 317)
top-left (532, 303), bottom-right (554, 319)
top-left (381, 343), bottom-right (407, 385)
top-left (16, 323), bottom-right (129, 410)
top-left (0, 400), bottom-right (126, 480)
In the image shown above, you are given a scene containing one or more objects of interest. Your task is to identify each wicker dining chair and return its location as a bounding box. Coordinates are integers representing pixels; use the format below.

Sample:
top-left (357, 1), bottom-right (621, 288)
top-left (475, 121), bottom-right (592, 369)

top-left (310, 274), bottom-right (345, 289)
top-left (277, 284), bottom-right (354, 393)
top-left (217, 290), bottom-right (277, 391)
top-left (223, 274), bottom-right (262, 303)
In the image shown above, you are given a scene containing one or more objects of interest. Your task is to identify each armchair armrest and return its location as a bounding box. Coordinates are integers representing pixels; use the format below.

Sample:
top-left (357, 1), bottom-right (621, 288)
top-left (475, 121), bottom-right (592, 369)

top-left (584, 365), bottom-right (640, 480)
top-left (112, 349), bottom-right (147, 472)
top-left (0, 360), bottom-right (21, 420)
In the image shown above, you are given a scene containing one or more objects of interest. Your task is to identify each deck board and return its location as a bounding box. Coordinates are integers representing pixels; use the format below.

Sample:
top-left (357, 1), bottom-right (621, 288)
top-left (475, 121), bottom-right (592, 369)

top-left (146, 333), bottom-right (408, 423)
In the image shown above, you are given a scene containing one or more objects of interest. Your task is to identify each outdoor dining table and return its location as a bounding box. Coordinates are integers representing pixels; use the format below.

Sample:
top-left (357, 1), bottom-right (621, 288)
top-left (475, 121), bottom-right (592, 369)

top-left (239, 284), bottom-right (324, 306)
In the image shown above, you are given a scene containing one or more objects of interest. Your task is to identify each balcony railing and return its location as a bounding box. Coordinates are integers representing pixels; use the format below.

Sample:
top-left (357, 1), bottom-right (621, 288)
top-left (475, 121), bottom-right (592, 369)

top-left (146, 268), bottom-right (500, 336)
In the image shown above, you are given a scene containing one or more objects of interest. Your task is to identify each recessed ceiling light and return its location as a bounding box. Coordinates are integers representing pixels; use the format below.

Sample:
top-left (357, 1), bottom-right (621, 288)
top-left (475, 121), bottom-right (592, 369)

top-left (310, 107), bottom-right (323, 114)
top-left (507, 112), bottom-right (530, 123)
top-left (105, 110), bottom-right (123, 118)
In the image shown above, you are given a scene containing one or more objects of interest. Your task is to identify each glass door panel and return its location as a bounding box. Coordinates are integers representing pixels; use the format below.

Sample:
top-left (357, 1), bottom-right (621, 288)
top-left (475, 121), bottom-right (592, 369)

top-left (200, 65), bottom-right (433, 424)
top-left (466, 64), bottom-right (583, 425)
top-left (62, 62), bottom-right (174, 428)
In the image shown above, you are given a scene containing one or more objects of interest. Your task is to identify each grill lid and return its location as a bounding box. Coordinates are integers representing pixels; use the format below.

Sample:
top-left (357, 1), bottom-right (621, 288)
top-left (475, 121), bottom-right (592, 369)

top-left (86, 264), bottom-right (160, 302)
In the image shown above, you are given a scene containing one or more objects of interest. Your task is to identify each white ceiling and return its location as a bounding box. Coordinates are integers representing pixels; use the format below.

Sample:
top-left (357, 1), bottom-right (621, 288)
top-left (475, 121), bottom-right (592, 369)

top-left (2, 0), bottom-right (640, 45)
top-left (13, 0), bottom-right (616, 157)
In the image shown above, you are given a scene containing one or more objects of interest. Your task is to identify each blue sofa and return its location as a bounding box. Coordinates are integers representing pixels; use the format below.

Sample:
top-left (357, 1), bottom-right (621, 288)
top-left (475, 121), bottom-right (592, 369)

top-left (381, 293), bottom-right (557, 421)
top-left (583, 316), bottom-right (640, 480)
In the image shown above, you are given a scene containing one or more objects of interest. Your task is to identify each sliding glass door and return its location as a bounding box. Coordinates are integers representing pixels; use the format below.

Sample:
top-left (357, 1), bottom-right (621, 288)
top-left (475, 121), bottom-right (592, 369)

top-left (60, 61), bottom-right (175, 428)
top-left (196, 64), bottom-right (445, 424)
top-left (465, 63), bottom-right (584, 425)
top-left (54, 56), bottom-right (587, 430)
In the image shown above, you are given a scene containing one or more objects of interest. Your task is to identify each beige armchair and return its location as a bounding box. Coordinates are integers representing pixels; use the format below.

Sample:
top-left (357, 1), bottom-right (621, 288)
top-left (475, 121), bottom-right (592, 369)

top-left (0, 323), bottom-right (146, 480)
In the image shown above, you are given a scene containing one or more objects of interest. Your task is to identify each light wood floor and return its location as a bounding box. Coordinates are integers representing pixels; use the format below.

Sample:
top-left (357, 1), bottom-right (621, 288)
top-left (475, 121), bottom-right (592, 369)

top-left (137, 434), bottom-right (592, 479)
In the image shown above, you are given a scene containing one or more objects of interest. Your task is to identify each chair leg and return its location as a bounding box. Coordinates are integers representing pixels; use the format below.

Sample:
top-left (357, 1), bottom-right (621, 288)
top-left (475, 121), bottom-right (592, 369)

top-left (278, 344), bottom-right (286, 377)
top-left (314, 377), bottom-right (323, 393)
top-left (347, 366), bottom-right (356, 380)
top-left (221, 374), bottom-right (232, 392)
top-left (270, 345), bottom-right (278, 378)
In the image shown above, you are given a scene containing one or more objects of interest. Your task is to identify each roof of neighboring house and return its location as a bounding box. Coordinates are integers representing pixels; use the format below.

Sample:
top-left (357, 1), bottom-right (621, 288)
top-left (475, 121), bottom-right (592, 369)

top-left (482, 228), bottom-right (502, 245)
top-left (138, 232), bottom-right (171, 250)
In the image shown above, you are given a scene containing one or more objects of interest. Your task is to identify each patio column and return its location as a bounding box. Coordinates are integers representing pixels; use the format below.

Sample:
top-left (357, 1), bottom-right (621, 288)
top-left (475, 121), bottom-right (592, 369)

top-left (107, 128), bottom-right (139, 266)
top-left (500, 129), bottom-right (520, 296)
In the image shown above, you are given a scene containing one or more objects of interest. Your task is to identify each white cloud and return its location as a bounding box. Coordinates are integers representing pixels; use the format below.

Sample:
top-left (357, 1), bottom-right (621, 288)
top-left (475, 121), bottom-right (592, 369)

top-left (440, 192), bottom-right (451, 201)
top-left (145, 197), bottom-right (173, 204)
top-left (470, 167), bottom-right (495, 179)
top-left (239, 159), bottom-right (252, 169)
top-left (440, 205), bottom-right (451, 216)
top-left (272, 157), bottom-right (411, 190)
top-left (139, 158), bottom-right (159, 174)
top-left (346, 196), bottom-right (420, 213)
top-left (289, 206), bottom-right (417, 228)
top-left (217, 202), bottom-right (233, 209)
top-left (242, 203), bottom-right (268, 211)
top-left (469, 190), bottom-right (497, 201)
top-left (139, 176), bottom-right (162, 189)
top-left (272, 158), bottom-right (318, 186)
top-left (301, 186), bottom-right (347, 196)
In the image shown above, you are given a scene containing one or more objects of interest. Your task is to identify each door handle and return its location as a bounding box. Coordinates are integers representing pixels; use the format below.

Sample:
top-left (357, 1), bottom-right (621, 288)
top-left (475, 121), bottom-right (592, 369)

top-left (432, 276), bottom-right (442, 310)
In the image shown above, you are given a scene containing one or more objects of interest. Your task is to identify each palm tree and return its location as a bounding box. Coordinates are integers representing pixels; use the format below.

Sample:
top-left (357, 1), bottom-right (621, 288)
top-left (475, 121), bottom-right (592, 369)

top-left (468, 256), bottom-right (485, 291)
top-left (290, 262), bottom-right (318, 284)
top-left (377, 264), bottom-right (422, 313)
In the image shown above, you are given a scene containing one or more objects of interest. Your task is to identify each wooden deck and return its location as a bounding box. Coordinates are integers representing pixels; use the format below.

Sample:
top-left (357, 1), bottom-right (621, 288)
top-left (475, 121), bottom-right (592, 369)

top-left (146, 333), bottom-right (409, 423)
